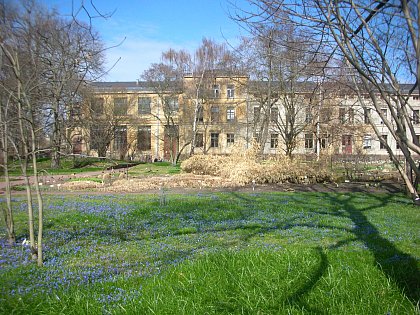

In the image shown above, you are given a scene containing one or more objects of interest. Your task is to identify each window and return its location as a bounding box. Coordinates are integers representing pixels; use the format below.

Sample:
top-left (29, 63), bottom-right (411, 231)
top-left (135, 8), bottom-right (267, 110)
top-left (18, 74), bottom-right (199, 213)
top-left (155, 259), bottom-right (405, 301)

top-left (348, 108), bottom-right (354, 124)
top-left (381, 108), bottom-right (387, 124)
top-left (195, 133), bottom-right (204, 148)
top-left (305, 108), bottom-right (313, 123)
top-left (363, 135), bottom-right (372, 149)
top-left (413, 95), bottom-right (419, 100)
top-left (320, 134), bottom-right (329, 149)
top-left (197, 106), bottom-right (204, 122)
top-left (213, 84), bottom-right (220, 98)
top-left (364, 108), bottom-right (371, 124)
top-left (211, 105), bottom-right (220, 122)
top-left (339, 108), bottom-right (346, 124)
top-left (413, 110), bottom-right (420, 124)
top-left (253, 132), bottom-right (260, 143)
top-left (91, 98), bottom-right (104, 115)
top-left (305, 133), bottom-right (313, 149)
top-left (227, 133), bottom-right (235, 145)
top-left (320, 108), bottom-right (331, 123)
top-left (254, 107), bottom-right (260, 122)
top-left (90, 126), bottom-right (102, 151)
top-left (227, 107), bottom-right (235, 122)
top-left (138, 97), bottom-right (151, 115)
top-left (271, 107), bottom-right (278, 123)
top-left (342, 135), bottom-right (352, 153)
top-left (227, 84), bottom-right (235, 99)
top-left (137, 126), bottom-right (151, 151)
top-left (113, 97), bottom-right (128, 115)
top-left (114, 126), bottom-right (127, 151)
top-left (270, 133), bottom-right (279, 148)
top-left (380, 134), bottom-right (388, 149)
top-left (165, 97), bottom-right (179, 112)
top-left (210, 133), bottom-right (219, 148)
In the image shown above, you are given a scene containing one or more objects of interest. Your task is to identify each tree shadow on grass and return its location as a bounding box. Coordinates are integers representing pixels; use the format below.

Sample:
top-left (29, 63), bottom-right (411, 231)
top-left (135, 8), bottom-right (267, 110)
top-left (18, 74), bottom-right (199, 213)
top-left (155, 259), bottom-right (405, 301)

top-left (326, 193), bottom-right (420, 305)
top-left (228, 191), bottom-right (420, 307)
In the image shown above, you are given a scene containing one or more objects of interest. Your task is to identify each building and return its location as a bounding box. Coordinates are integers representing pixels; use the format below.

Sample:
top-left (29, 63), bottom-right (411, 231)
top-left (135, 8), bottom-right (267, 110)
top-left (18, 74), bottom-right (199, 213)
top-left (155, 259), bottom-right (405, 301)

top-left (70, 76), bottom-right (420, 162)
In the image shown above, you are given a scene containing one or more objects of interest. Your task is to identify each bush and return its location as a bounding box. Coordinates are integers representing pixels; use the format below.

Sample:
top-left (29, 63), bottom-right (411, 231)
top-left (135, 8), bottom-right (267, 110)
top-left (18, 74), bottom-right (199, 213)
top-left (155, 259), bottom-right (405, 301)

top-left (181, 145), bottom-right (334, 185)
top-left (72, 157), bottom-right (101, 169)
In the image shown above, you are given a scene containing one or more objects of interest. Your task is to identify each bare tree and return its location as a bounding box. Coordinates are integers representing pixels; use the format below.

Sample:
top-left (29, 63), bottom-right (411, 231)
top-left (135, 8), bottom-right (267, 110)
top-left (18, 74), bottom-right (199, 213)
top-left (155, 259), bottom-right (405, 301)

top-left (0, 0), bottom-right (107, 266)
top-left (295, 0), bottom-right (420, 201)
top-left (142, 41), bottom-right (237, 163)
top-left (141, 56), bottom-right (186, 165)
top-left (37, 10), bottom-right (105, 169)
top-left (186, 38), bottom-right (237, 156)
top-left (232, 8), bottom-right (325, 156)
top-left (0, 93), bottom-right (16, 245)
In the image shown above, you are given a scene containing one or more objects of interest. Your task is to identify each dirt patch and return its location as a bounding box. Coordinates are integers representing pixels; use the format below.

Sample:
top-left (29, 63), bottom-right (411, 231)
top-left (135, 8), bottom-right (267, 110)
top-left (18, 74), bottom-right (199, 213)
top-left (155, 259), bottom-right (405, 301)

top-left (57, 173), bottom-right (406, 195)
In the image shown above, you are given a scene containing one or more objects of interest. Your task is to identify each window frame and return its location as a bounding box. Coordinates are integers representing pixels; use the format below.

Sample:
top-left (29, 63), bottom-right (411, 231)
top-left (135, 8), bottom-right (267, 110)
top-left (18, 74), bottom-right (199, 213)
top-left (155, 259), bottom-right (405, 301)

top-left (213, 84), bottom-right (220, 98)
top-left (227, 84), bottom-right (235, 99)
top-left (226, 133), bottom-right (235, 146)
top-left (211, 105), bottom-right (220, 122)
top-left (195, 133), bottom-right (204, 148)
top-left (305, 133), bottom-right (314, 149)
top-left (210, 133), bottom-right (219, 148)
top-left (380, 134), bottom-right (388, 150)
top-left (226, 107), bottom-right (235, 122)
top-left (113, 97), bottom-right (128, 116)
top-left (137, 125), bottom-right (152, 151)
top-left (270, 133), bottom-right (279, 148)
top-left (138, 97), bottom-right (152, 115)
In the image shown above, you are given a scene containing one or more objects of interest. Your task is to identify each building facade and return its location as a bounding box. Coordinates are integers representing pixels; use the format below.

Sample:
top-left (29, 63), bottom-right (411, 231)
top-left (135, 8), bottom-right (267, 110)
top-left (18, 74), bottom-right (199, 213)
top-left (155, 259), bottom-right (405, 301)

top-left (71, 77), bottom-right (420, 162)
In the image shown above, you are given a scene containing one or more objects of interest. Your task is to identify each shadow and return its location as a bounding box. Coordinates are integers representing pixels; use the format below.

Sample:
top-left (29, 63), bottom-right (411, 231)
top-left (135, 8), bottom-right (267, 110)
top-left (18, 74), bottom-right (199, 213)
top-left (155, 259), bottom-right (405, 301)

top-left (327, 193), bottom-right (420, 304)
top-left (226, 191), bottom-right (420, 305)
top-left (286, 246), bottom-right (329, 314)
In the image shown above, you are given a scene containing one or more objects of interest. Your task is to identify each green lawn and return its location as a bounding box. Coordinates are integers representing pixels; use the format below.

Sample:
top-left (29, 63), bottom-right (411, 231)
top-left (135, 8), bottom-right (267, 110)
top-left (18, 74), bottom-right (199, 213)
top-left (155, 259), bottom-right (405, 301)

top-left (127, 161), bottom-right (181, 177)
top-left (3, 158), bottom-right (180, 179)
top-left (0, 192), bottom-right (419, 314)
top-left (3, 157), bottom-right (112, 177)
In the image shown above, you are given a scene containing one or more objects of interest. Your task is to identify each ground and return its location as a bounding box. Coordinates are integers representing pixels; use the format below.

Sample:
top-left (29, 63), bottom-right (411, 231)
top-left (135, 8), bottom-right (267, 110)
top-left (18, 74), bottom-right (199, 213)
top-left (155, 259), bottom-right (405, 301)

top-left (1, 170), bottom-right (407, 195)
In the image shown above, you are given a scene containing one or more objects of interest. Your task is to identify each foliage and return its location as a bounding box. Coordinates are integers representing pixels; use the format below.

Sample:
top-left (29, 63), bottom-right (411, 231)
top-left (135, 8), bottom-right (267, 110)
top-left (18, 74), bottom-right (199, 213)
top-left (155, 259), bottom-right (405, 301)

top-left (0, 192), bottom-right (418, 313)
top-left (72, 157), bottom-right (104, 169)
top-left (181, 145), bottom-right (334, 185)
top-left (127, 162), bottom-right (181, 177)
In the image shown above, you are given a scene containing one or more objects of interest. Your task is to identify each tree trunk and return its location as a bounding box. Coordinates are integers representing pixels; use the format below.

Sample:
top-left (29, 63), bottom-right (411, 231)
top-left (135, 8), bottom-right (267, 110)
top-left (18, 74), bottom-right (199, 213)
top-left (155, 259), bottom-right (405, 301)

top-left (1, 136), bottom-right (15, 245)
top-left (31, 138), bottom-right (44, 267)
top-left (51, 110), bottom-right (61, 169)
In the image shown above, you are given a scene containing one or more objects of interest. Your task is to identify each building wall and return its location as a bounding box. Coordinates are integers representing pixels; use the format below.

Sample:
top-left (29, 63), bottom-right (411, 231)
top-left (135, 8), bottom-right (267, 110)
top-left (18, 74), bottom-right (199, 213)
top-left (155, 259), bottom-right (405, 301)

top-left (79, 79), bottom-right (420, 161)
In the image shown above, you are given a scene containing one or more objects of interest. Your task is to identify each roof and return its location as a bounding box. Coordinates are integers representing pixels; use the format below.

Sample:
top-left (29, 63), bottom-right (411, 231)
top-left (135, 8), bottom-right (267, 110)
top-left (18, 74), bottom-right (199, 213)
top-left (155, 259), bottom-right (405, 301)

top-left (91, 81), bottom-right (153, 92)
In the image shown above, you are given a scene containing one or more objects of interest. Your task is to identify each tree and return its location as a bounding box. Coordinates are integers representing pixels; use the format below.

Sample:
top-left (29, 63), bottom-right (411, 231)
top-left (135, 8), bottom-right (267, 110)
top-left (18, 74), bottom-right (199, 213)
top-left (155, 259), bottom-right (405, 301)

top-left (0, 0), bottom-right (107, 266)
top-left (38, 9), bottom-right (105, 169)
top-left (232, 8), bottom-right (325, 156)
top-left (0, 94), bottom-right (16, 245)
top-left (291, 0), bottom-right (420, 201)
top-left (142, 53), bottom-right (186, 165)
top-left (186, 38), bottom-right (237, 156)
top-left (233, 0), bottom-right (420, 201)
top-left (142, 40), bottom-right (237, 162)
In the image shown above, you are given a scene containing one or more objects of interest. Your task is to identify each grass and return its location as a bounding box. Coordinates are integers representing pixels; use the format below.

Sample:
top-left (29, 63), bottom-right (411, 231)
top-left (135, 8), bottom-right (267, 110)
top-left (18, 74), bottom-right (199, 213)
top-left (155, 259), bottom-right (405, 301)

top-left (3, 157), bottom-right (115, 177)
top-left (128, 161), bottom-right (181, 176)
top-left (0, 192), bottom-right (419, 314)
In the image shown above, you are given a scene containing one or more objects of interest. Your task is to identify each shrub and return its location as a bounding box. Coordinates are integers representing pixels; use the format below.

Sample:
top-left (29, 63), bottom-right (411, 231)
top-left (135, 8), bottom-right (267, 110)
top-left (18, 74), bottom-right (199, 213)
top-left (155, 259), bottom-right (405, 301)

top-left (181, 145), bottom-right (334, 185)
top-left (73, 157), bottom-right (101, 169)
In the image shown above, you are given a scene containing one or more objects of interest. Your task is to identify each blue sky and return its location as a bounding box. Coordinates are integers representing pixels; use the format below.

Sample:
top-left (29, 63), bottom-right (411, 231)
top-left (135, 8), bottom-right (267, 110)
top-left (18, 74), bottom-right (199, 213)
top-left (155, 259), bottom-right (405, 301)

top-left (43, 0), bottom-right (248, 81)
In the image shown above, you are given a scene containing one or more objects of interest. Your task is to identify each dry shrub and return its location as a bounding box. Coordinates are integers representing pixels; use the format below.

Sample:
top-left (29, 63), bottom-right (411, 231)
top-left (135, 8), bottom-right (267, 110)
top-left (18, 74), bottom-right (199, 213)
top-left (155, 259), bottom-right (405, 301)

top-left (61, 180), bottom-right (101, 190)
top-left (181, 144), bottom-right (333, 186)
top-left (103, 174), bottom-right (235, 192)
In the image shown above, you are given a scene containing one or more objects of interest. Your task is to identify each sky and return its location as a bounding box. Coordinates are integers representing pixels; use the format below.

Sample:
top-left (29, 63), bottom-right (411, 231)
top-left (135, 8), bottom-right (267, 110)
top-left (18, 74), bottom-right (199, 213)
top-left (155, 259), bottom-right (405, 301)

top-left (43, 0), bottom-right (249, 82)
